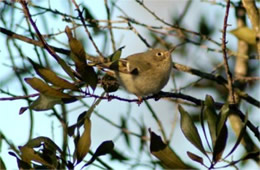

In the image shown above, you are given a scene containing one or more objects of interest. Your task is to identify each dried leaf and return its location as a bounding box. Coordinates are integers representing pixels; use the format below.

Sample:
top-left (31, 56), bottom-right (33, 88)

top-left (187, 151), bottom-right (204, 165)
top-left (178, 105), bottom-right (206, 155)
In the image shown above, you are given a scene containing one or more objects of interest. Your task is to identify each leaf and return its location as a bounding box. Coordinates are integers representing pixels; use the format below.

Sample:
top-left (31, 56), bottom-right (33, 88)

top-left (83, 140), bottom-right (114, 167)
top-left (65, 27), bottom-right (86, 61)
top-left (213, 124), bottom-right (228, 162)
top-left (75, 118), bottom-right (92, 164)
top-left (109, 46), bottom-right (125, 61)
top-left (204, 95), bottom-right (218, 148)
top-left (224, 113), bottom-right (248, 159)
top-left (28, 58), bottom-right (78, 90)
top-left (29, 94), bottom-right (62, 111)
top-left (25, 77), bottom-right (72, 98)
top-left (187, 151), bottom-right (204, 165)
top-left (216, 104), bottom-right (230, 136)
top-left (212, 104), bottom-right (230, 162)
top-left (78, 65), bottom-right (98, 91)
top-left (9, 152), bottom-right (31, 169)
top-left (65, 26), bottom-right (98, 90)
top-left (20, 146), bottom-right (54, 168)
top-left (24, 136), bottom-right (63, 154)
top-left (20, 137), bottom-right (63, 168)
top-left (230, 27), bottom-right (256, 45)
top-left (149, 129), bottom-right (192, 169)
top-left (19, 107), bottom-right (28, 115)
top-left (178, 105), bottom-right (206, 155)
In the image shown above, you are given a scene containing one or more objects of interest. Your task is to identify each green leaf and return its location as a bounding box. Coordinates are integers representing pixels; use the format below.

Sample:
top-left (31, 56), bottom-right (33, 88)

top-left (109, 46), bottom-right (125, 62)
top-left (204, 95), bottom-right (218, 148)
top-left (230, 27), bottom-right (256, 45)
top-left (178, 105), bottom-right (206, 155)
top-left (149, 129), bottom-right (192, 169)
top-left (187, 151), bottom-right (204, 165)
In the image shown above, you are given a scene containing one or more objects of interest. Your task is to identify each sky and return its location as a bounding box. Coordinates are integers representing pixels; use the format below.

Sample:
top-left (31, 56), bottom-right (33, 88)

top-left (0, 0), bottom-right (259, 169)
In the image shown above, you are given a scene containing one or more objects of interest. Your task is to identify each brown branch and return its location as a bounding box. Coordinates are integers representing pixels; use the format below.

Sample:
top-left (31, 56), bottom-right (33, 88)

top-left (134, 0), bottom-right (221, 46)
top-left (222, 0), bottom-right (235, 104)
top-left (82, 91), bottom-right (260, 140)
top-left (0, 27), bottom-right (70, 55)
top-left (173, 62), bottom-right (260, 108)
top-left (20, 0), bottom-right (76, 81)
top-left (0, 93), bottom-right (39, 101)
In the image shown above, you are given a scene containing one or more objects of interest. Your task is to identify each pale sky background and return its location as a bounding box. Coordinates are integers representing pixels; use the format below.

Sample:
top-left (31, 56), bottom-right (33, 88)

top-left (0, 0), bottom-right (259, 170)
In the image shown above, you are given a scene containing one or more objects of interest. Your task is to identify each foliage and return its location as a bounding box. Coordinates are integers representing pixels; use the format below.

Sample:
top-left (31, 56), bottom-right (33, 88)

top-left (0, 0), bottom-right (259, 169)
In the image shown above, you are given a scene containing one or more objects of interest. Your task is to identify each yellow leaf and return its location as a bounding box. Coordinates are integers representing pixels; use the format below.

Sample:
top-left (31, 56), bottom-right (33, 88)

top-left (230, 27), bottom-right (256, 45)
top-left (76, 118), bottom-right (92, 164)
top-left (25, 77), bottom-right (72, 98)
top-left (20, 146), bottom-right (54, 168)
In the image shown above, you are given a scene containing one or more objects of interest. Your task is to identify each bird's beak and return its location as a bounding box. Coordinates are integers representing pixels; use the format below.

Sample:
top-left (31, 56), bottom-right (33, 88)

top-left (169, 42), bottom-right (185, 53)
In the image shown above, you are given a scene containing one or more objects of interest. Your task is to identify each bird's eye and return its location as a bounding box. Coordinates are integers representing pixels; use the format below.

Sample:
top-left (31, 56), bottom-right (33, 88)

top-left (156, 52), bottom-right (163, 56)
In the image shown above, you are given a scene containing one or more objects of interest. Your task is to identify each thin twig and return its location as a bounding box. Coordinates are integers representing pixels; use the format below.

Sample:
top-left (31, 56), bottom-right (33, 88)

top-left (71, 0), bottom-right (104, 59)
top-left (222, 0), bottom-right (235, 104)
top-left (20, 0), bottom-right (76, 81)
top-left (104, 0), bottom-right (116, 52)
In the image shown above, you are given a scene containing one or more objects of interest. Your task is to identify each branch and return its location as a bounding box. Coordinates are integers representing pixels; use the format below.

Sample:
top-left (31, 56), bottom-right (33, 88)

top-left (0, 27), bottom-right (70, 55)
top-left (222, 0), bottom-right (235, 104)
top-left (173, 62), bottom-right (260, 108)
top-left (71, 0), bottom-right (104, 59)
